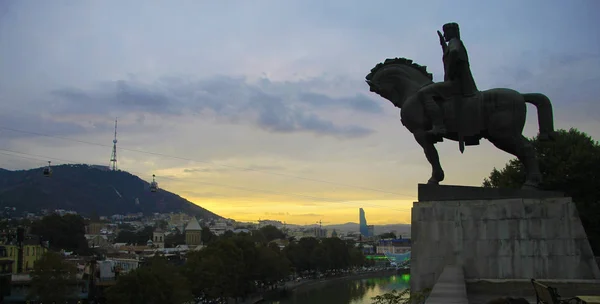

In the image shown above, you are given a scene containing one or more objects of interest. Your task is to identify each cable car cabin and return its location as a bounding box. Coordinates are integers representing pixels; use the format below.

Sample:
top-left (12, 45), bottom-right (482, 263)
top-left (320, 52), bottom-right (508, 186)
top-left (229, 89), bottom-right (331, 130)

top-left (150, 174), bottom-right (158, 192)
top-left (43, 161), bottom-right (52, 177)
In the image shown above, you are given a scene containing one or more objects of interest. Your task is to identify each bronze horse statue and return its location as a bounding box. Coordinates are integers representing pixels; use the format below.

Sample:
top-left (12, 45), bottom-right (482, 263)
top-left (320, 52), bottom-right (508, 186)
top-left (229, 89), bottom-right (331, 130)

top-left (365, 58), bottom-right (556, 189)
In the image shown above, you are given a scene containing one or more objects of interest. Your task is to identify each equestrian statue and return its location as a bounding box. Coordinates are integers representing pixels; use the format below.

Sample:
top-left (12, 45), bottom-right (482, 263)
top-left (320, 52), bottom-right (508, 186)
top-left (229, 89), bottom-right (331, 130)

top-left (365, 22), bottom-right (556, 190)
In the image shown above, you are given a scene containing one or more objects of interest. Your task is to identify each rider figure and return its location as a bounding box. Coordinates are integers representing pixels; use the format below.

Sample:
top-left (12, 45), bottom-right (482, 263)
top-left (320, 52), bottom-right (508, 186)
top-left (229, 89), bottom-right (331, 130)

top-left (418, 22), bottom-right (478, 136)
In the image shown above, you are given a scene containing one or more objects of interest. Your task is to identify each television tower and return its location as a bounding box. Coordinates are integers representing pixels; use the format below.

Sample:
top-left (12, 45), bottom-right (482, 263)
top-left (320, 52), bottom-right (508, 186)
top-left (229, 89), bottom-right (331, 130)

top-left (109, 118), bottom-right (118, 171)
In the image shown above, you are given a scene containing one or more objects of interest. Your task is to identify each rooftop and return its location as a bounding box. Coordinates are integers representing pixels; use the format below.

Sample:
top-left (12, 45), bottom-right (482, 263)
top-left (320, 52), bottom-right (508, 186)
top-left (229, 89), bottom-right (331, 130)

top-left (185, 218), bottom-right (202, 231)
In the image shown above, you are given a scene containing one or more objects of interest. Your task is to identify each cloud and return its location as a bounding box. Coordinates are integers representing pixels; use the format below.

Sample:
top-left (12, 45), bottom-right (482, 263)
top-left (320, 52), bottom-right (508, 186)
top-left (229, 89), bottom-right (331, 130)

top-left (0, 112), bottom-right (89, 140)
top-left (264, 212), bottom-right (290, 216)
top-left (293, 213), bottom-right (324, 217)
top-left (1, 0), bottom-right (600, 225)
top-left (46, 75), bottom-right (377, 139)
top-left (183, 168), bottom-right (230, 174)
top-left (183, 164), bottom-right (285, 174)
top-left (297, 92), bottom-right (382, 113)
top-left (262, 212), bottom-right (323, 218)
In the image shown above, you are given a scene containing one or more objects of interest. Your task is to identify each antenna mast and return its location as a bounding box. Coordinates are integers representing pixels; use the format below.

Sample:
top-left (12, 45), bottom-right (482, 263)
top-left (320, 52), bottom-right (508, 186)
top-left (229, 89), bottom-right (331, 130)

top-left (109, 118), bottom-right (118, 171)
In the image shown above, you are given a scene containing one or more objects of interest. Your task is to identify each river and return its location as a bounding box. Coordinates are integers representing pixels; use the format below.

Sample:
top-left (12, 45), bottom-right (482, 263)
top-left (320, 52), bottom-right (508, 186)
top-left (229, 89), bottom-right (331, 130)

top-left (264, 274), bottom-right (410, 304)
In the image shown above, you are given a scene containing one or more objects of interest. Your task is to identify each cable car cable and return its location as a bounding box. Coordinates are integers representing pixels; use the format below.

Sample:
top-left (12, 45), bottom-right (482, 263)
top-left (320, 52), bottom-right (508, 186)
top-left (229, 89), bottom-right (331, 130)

top-left (0, 149), bottom-right (413, 212)
top-left (0, 125), bottom-right (415, 198)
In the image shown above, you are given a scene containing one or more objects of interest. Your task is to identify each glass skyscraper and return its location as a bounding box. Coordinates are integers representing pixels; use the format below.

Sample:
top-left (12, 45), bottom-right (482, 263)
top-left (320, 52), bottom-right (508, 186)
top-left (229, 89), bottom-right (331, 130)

top-left (359, 208), bottom-right (369, 237)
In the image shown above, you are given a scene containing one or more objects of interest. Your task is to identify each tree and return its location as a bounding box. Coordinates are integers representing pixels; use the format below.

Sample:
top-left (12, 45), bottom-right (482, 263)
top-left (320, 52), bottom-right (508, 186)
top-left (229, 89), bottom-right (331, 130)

top-left (164, 230), bottom-right (186, 247)
top-left (30, 214), bottom-right (90, 254)
top-left (183, 239), bottom-right (246, 301)
top-left (156, 220), bottom-right (168, 230)
top-left (200, 226), bottom-right (216, 244)
top-left (89, 210), bottom-right (101, 222)
top-left (256, 245), bottom-right (290, 288)
top-left (28, 251), bottom-right (78, 303)
top-left (371, 288), bottom-right (430, 304)
top-left (115, 226), bottom-right (154, 245)
top-left (106, 256), bottom-right (192, 304)
top-left (257, 225), bottom-right (286, 243)
top-left (379, 232), bottom-right (397, 239)
top-left (483, 128), bottom-right (600, 254)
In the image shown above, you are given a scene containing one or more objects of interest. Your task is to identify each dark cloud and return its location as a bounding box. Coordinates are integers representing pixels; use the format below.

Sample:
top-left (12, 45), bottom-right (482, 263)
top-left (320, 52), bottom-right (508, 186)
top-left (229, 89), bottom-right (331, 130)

top-left (47, 76), bottom-right (376, 139)
top-left (0, 112), bottom-right (90, 140)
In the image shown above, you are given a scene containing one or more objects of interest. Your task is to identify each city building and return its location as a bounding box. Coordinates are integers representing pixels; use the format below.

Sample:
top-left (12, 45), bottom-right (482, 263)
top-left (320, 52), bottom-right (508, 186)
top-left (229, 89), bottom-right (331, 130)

top-left (314, 227), bottom-right (327, 238)
top-left (86, 222), bottom-right (104, 235)
top-left (376, 238), bottom-right (412, 255)
top-left (185, 218), bottom-right (202, 246)
top-left (359, 208), bottom-right (370, 237)
top-left (3, 240), bottom-right (48, 273)
top-left (0, 246), bottom-right (13, 299)
top-left (367, 225), bottom-right (375, 237)
top-left (85, 234), bottom-right (112, 250)
top-left (153, 228), bottom-right (165, 248)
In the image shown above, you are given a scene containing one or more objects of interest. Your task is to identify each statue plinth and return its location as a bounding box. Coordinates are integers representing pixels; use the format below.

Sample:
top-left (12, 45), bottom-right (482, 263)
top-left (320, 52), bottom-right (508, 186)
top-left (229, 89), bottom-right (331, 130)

top-left (410, 185), bottom-right (600, 294)
top-left (418, 183), bottom-right (564, 201)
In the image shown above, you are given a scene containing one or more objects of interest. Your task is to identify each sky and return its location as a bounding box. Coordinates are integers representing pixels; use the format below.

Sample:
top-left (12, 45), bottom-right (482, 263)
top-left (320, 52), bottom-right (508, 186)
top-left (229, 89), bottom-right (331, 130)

top-left (0, 0), bottom-right (599, 225)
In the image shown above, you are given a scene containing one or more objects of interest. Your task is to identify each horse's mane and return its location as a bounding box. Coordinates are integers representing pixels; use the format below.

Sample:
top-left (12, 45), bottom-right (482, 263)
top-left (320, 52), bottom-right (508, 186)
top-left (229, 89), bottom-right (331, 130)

top-left (365, 57), bottom-right (433, 81)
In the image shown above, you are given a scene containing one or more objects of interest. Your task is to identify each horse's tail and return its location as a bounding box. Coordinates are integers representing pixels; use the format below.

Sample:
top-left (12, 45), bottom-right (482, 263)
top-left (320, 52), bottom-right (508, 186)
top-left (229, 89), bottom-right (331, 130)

top-left (522, 93), bottom-right (557, 141)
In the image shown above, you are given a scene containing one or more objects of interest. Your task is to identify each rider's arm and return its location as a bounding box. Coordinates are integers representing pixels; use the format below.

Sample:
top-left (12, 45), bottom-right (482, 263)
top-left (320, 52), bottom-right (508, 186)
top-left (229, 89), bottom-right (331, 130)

top-left (446, 38), bottom-right (463, 79)
top-left (447, 38), bottom-right (462, 56)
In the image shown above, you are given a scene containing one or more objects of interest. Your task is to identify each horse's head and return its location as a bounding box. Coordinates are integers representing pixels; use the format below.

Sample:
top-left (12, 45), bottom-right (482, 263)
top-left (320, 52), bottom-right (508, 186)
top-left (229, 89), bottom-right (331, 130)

top-left (365, 57), bottom-right (434, 108)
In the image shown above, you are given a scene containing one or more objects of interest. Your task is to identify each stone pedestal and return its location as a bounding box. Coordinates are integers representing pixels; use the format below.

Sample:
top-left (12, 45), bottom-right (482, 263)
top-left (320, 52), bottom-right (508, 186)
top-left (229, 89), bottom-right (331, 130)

top-left (410, 184), bottom-right (600, 293)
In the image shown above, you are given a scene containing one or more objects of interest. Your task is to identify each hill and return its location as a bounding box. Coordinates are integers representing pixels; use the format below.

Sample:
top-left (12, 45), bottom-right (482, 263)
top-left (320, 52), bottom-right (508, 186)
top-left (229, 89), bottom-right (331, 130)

top-left (0, 164), bottom-right (221, 219)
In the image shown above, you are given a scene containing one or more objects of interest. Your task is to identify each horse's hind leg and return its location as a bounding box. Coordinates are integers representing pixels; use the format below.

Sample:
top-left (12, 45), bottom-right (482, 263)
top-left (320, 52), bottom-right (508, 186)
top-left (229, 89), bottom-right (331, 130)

top-left (414, 132), bottom-right (445, 184)
top-left (487, 134), bottom-right (542, 189)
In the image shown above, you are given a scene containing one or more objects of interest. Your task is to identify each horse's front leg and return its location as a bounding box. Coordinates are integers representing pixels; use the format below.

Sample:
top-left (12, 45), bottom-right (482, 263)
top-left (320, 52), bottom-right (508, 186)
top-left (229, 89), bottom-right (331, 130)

top-left (414, 132), bottom-right (445, 184)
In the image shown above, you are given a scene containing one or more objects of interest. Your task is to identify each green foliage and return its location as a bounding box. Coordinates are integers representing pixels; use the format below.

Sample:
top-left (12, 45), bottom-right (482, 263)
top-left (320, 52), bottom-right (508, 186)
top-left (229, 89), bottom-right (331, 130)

top-left (155, 220), bottom-right (168, 230)
top-left (106, 256), bottom-right (193, 304)
top-left (30, 214), bottom-right (90, 254)
top-left (200, 226), bottom-right (217, 244)
top-left (256, 225), bottom-right (286, 243)
top-left (164, 229), bottom-right (186, 247)
top-left (371, 288), bottom-right (431, 304)
top-left (483, 128), bottom-right (600, 254)
top-left (379, 232), bottom-right (397, 239)
top-left (181, 234), bottom-right (368, 302)
top-left (115, 225), bottom-right (154, 245)
top-left (282, 237), bottom-right (368, 274)
top-left (19, 229), bottom-right (371, 303)
top-left (28, 251), bottom-right (78, 303)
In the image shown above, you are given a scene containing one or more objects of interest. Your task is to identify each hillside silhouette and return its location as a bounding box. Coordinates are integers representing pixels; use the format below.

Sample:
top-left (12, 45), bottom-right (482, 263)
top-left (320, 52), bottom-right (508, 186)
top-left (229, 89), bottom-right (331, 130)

top-left (0, 164), bottom-right (221, 219)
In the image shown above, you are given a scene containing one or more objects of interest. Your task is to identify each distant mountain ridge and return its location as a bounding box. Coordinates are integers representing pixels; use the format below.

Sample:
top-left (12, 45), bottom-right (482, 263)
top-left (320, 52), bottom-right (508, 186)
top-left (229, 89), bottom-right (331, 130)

top-left (0, 164), bottom-right (221, 219)
top-left (289, 222), bottom-right (411, 235)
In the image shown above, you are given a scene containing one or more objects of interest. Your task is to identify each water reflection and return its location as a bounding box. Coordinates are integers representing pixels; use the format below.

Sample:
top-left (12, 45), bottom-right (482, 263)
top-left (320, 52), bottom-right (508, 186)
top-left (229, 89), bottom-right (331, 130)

top-left (266, 274), bottom-right (409, 304)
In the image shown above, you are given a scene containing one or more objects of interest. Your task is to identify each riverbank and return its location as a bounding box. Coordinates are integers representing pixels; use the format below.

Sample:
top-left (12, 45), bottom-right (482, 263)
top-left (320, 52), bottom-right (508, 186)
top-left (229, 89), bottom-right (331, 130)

top-left (285, 269), bottom-right (399, 293)
top-left (246, 269), bottom-right (399, 304)
top-left (239, 269), bottom-right (400, 304)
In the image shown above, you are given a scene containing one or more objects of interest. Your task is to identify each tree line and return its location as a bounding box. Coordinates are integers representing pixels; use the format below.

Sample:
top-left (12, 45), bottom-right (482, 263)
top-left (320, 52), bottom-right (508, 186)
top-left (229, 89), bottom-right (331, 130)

top-left (27, 226), bottom-right (372, 304)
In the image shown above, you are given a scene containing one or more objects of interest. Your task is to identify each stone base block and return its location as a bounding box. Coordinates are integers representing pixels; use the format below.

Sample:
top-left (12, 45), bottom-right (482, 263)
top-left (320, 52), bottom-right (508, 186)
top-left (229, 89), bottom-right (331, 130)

top-left (410, 194), bottom-right (600, 293)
